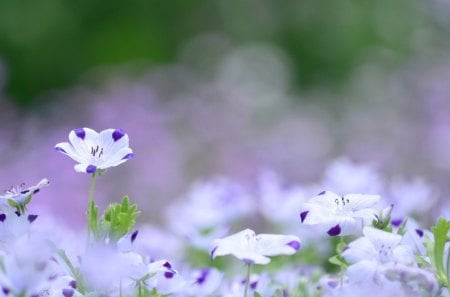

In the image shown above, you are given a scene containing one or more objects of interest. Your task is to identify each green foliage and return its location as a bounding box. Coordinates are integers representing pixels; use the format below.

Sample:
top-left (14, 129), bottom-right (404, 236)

top-left (99, 195), bottom-right (141, 242)
top-left (328, 238), bottom-right (349, 270)
top-left (428, 217), bottom-right (450, 288)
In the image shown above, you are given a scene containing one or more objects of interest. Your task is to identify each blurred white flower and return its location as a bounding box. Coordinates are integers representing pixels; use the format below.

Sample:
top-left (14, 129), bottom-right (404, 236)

top-left (300, 191), bottom-right (380, 236)
top-left (55, 128), bottom-right (133, 174)
top-left (342, 227), bottom-right (415, 283)
top-left (211, 229), bottom-right (300, 265)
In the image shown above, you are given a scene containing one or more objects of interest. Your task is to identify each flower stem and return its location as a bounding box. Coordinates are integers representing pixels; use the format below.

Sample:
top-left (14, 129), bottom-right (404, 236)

top-left (87, 173), bottom-right (98, 243)
top-left (243, 263), bottom-right (252, 297)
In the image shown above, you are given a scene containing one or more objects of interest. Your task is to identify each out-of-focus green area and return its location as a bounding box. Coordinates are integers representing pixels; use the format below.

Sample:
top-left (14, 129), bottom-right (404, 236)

top-left (0, 0), bottom-right (429, 106)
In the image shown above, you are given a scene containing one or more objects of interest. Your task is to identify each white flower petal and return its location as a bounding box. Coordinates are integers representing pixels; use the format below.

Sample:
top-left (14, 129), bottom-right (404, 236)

top-left (346, 260), bottom-right (378, 284)
top-left (342, 194), bottom-right (380, 211)
top-left (55, 142), bottom-right (86, 164)
top-left (342, 237), bottom-right (378, 264)
top-left (255, 234), bottom-right (301, 256)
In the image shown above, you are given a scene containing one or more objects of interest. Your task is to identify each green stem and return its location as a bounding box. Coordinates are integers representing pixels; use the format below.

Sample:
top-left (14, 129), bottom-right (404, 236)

top-left (87, 173), bottom-right (98, 243)
top-left (243, 263), bottom-right (252, 297)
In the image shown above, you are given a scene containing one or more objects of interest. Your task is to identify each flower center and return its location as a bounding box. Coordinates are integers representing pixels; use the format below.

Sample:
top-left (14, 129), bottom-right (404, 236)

top-left (90, 145), bottom-right (104, 158)
top-left (334, 196), bottom-right (350, 208)
top-left (377, 243), bottom-right (393, 263)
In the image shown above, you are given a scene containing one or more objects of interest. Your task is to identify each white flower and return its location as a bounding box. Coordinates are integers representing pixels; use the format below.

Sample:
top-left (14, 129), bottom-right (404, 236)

top-left (55, 128), bottom-right (134, 174)
top-left (341, 227), bottom-right (415, 284)
top-left (300, 191), bottom-right (380, 236)
top-left (210, 229), bottom-right (301, 265)
top-left (0, 179), bottom-right (49, 212)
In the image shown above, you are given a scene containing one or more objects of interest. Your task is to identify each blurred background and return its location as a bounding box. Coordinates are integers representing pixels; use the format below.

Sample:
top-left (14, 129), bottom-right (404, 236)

top-left (0, 0), bottom-right (449, 227)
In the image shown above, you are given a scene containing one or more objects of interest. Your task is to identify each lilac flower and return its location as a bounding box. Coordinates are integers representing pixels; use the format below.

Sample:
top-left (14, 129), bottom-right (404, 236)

top-left (55, 128), bottom-right (133, 174)
top-left (300, 191), bottom-right (380, 236)
top-left (211, 229), bottom-right (301, 265)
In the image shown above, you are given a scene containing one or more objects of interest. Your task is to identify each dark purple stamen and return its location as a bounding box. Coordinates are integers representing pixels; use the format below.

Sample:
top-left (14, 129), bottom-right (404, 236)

top-left (286, 240), bottom-right (301, 251)
top-left (74, 128), bottom-right (85, 140)
top-left (55, 147), bottom-right (67, 154)
top-left (0, 214), bottom-right (6, 222)
top-left (112, 129), bottom-right (125, 142)
top-left (62, 288), bottom-right (74, 297)
top-left (318, 191), bottom-right (326, 195)
top-left (131, 230), bottom-right (139, 243)
top-left (86, 165), bottom-right (97, 174)
top-left (28, 214), bottom-right (38, 223)
top-left (68, 280), bottom-right (77, 289)
top-left (415, 229), bottom-right (424, 238)
top-left (164, 271), bottom-right (174, 279)
top-left (14, 211), bottom-right (21, 217)
top-left (250, 281), bottom-right (258, 290)
top-left (327, 224), bottom-right (341, 236)
top-left (300, 211), bottom-right (309, 223)
top-left (122, 153), bottom-right (134, 160)
top-left (243, 258), bottom-right (254, 264)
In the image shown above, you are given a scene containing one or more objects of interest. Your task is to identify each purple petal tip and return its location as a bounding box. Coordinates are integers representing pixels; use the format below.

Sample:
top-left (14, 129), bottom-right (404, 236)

top-left (286, 240), bottom-right (301, 251)
top-left (391, 218), bottom-right (403, 227)
top-left (74, 128), bottom-right (85, 140)
top-left (164, 271), bottom-right (174, 279)
top-left (86, 165), bottom-right (97, 174)
top-left (300, 211), bottom-right (309, 223)
top-left (62, 288), bottom-right (74, 297)
top-left (122, 153), bottom-right (134, 160)
top-left (112, 129), bottom-right (125, 142)
top-left (327, 224), bottom-right (341, 236)
top-left (242, 258), bottom-right (255, 264)
top-left (211, 246), bottom-right (218, 259)
top-left (55, 147), bottom-right (67, 154)
top-left (131, 230), bottom-right (139, 243)
top-left (0, 214), bottom-right (6, 222)
top-left (28, 214), bottom-right (38, 223)
top-left (318, 191), bottom-right (326, 195)
top-left (415, 229), bottom-right (424, 238)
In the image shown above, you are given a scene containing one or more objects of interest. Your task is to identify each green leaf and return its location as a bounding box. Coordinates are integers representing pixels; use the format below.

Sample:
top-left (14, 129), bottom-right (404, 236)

top-left (253, 292), bottom-right (262, 297)
top-left (430, 217), bottom-right (450, 286)
top-left (87, 198), bottom-right (99, 238)
top-left (329, 255), bottom-right (348, 269)
top-left (99, 196), bottom-right (140, 241)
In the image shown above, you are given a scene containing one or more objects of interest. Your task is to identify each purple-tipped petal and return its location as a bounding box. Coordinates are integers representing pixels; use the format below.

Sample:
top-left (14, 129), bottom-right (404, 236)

top-left (164, 271), bottom-right (174, 279)
top-left (300, 211), bottom-right (309, 223)
top-left (415, 229), bottom-right (424, 238)
top-left (327, 224), bottom-right (341, 236)
top-left (163, 261), bottom-right (172, 269)
top-left (55, 147), bottom-right (67, 154)
top-left (131, 230), bottom-right (139, 243)
top-left (286, 240), bottom-right (301, 251)
top-left (86, 165), bottom-right (97, 174)
top-left (250, 281), bottom-right (258, 290)
top-left (2, 287), bottom-right (9, 295)
top-left (14, 211), bottom-right (21, 217)
top-left (28, 214), bottom-right (38, 223)
top-left (242, 258), bottom-right (255, 264)
top-left (0, 214), bottom-right (6, 222)
top-left (74, 128), bottom-right (85, 140)
top-left (62, 288), bottom-right (74, 297)
top-left (318, 191), bottom-right (326, 195)
top-left (122, 153), bottom-right (134, 160)
top-left (112, 129), bottom-right (125, 142)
